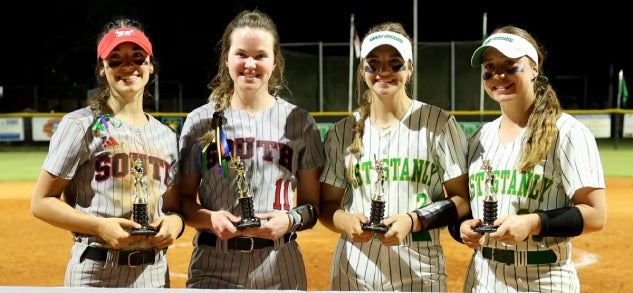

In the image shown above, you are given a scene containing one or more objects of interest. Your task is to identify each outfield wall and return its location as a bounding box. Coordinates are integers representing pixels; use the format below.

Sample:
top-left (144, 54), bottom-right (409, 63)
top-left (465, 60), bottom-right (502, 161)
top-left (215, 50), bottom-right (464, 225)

top-left (2, 110), bottom-right (633, 144)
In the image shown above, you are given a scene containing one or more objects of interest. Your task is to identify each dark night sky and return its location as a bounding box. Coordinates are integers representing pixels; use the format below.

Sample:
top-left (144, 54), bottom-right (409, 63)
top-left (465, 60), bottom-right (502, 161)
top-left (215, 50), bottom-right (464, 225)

top-left (1, 1), bottom-right (630, 111)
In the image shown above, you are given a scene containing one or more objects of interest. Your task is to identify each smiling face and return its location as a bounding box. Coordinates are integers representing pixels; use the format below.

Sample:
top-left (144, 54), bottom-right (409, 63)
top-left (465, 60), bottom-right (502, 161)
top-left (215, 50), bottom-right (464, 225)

top-left (362, 45), bottom-right (411, 98)
top-left (481, 47), bottom-right (538, 104)
top-left (226, 27), bottom-right (276, 94)
top-left (99, 42), bottom-right (153, 96)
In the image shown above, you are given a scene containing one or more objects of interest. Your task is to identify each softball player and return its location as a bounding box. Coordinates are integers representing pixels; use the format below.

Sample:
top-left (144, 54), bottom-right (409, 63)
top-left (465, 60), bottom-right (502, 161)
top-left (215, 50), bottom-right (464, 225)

top-left (455, 26), bottom-right (607, 292)
top-left (178, 10), bottom-right (324, 290)
top-left (30, 18), bottom-right (184, 287)
top-left (319, 23), bottom-right (471, 291)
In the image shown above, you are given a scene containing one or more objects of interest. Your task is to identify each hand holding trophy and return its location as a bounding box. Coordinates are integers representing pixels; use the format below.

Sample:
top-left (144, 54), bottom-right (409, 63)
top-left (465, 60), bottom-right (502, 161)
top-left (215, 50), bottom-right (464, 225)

top-left (230, 155), bottom-right (261, 229)
top-left (362, 154), bottom-right (389, 233)
top-left (474, 159), bottom-right (498, 233)
top-left (129, 160), bottom-right (158, 235)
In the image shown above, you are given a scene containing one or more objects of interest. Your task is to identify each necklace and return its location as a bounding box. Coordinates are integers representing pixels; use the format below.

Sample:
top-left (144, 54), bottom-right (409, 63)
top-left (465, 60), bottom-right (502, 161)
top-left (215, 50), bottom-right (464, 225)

top-left (370, 99), bottom-right (412, 131)
top-left (371, 118), bottom-right (394, 131)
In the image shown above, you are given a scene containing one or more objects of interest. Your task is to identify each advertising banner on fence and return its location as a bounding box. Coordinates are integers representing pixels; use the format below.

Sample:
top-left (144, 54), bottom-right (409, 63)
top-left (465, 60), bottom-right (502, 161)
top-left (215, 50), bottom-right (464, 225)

top-left (623, 114), bottom-right (633, 138)
top-left (0, 117), bottom-right (24, 141)
top-left (572, 114), bottom-right (611, 138)
top-left (32, 117), bottom-right (62, 141)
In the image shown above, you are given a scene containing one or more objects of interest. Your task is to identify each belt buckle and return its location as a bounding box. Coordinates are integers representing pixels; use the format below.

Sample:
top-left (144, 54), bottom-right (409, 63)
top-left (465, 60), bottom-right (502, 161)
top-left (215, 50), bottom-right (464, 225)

top-left (239, 237), bottom-right (255, 253)
top-left (127, 250), bottom-right (143, 267)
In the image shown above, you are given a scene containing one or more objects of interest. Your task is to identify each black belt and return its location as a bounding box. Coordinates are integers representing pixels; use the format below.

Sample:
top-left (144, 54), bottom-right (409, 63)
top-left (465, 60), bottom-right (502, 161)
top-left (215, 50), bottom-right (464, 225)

top-left (198, 232), bottom-right (297, 252)
top-left (481, 247), bottom-right (557, 265)
top-left (83, 246), bottom-right (161, 267)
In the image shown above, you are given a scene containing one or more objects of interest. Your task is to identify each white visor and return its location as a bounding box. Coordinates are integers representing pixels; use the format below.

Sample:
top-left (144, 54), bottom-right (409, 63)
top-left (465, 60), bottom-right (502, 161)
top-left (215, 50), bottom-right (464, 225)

top-left (360, 31), bottom-right (413, 62)
top-left (470, 33), bottom-right (538, 67)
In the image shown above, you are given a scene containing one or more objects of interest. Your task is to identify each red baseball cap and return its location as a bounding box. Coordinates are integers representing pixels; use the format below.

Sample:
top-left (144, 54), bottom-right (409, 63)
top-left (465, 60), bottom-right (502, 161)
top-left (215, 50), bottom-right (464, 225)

top-left (97, 28), bottom-right (153, 59)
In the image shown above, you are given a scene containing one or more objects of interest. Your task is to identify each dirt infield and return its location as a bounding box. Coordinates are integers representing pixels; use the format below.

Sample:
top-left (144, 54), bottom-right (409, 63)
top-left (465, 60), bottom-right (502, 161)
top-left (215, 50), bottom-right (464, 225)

top-left (1, 178), bottom-right (630, 292)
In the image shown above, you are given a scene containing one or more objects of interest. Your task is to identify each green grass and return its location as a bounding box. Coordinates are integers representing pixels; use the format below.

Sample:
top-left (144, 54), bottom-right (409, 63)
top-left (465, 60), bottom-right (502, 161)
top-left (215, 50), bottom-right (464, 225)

top-left (596, 138), bottom-right (633, 177)
top-left (0, 151), bottom-right (47, 181)
top-left (0, 138), bottom-right (631, 181)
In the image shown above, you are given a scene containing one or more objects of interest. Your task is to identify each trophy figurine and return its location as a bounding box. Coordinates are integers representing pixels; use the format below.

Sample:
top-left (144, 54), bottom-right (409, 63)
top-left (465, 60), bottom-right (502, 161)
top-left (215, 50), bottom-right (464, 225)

top-left (129, 160), bottom-right (157, 235)
top-left (362, 154), bottom-right (389, 233)
top-left (230, 155), bottom-right (261, 229)
top-left (474, 159), bottom-right (498, 233)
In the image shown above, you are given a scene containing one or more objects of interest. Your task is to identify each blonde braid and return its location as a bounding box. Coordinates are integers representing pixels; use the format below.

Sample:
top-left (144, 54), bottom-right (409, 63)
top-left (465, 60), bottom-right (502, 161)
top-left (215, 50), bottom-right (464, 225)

top-left (346, 100), bottom-right (370, 186)
top-left (518, 81), bottom-right (561, 171)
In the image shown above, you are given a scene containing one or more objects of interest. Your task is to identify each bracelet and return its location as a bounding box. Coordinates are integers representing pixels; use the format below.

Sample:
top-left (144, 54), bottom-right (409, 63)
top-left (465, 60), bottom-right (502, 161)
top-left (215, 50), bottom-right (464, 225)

top-left (165, 211), bottom-right (185, 239)
top-left (407, 213), bottom-right (415, 233)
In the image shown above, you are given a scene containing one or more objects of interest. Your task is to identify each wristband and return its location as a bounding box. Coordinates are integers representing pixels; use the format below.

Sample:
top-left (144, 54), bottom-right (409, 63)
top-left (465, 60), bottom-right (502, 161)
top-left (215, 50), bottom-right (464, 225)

top-left (165, 211), bottom-right (185, 239)
top-left (535, 207), bottom-right (583, 237)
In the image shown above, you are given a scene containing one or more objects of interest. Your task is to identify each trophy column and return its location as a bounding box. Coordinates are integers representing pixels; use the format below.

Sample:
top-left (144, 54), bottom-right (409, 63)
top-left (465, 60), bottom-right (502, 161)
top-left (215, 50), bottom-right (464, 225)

top-left (129, 160), bottom-right (157, 235)
top-left (230, 155), bottom-right (261, 229)
top-left (362, 155), bottom-right (389, 233)
top-left (474, 159), bottom-right (498, 233)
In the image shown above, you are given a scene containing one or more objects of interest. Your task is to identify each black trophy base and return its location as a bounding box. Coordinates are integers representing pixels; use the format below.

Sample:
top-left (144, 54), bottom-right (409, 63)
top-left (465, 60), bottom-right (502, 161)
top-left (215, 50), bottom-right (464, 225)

top-left (129, 227), bottom-right (158, 236)
top-left (237, 218), bottom-right (261, 229)
top-left (474, 225), bottom-right (498, 234)
top-left (362, 223), bottom-right (389, 233)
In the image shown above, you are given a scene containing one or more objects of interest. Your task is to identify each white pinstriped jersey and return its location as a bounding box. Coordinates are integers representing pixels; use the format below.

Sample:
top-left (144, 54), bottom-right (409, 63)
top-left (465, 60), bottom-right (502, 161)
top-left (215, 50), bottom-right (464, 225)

top-left (464, 113), bottom-right (605, 292)
top-left (43, 106), bottom-right (179, 287)
top-left (179, 98), bottom-right (325, 289)
top-left (320, 100), bottom-right (468, 291)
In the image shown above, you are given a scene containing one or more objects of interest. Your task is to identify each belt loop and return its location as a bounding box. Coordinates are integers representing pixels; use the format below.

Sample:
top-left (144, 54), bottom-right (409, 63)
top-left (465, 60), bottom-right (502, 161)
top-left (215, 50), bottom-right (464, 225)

top-left (273, 236), bottom-right (282, 250)
top-left (400, 234), bottom-right (411, 247)
top-left (216, 234), bottom-right (228, 253)
top-left (106, 249), bottom-right (115, 269)
top-left (515, 250), bottom-right (527, 266)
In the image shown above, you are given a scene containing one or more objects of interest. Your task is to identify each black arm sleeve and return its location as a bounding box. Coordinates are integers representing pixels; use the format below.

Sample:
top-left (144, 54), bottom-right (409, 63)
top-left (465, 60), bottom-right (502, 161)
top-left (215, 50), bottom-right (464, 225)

top-left (413, 199), bottom-right (458, 231)
top-left (536, 206), bottom-right (584, 237)
top-left (448, 213), bottom-right (473, 243)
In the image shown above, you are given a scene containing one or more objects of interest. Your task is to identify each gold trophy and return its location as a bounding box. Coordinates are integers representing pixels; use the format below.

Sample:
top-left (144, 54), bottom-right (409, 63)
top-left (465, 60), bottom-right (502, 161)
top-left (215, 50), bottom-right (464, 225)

top-left (362, 154), bottom-right (389, 233)
top-left (230, 155), bottom-right (261, 229)
top-left (129, 160), bottom-right (157, 235)
top-left (474, 159), bottom-right (498, 233)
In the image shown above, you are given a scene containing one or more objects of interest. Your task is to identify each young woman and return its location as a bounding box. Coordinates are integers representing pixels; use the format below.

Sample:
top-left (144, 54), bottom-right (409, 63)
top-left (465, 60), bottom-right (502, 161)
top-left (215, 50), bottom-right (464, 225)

top-left (178, 10), bottom-right (324, 290)
top-left (319, 22), bottom-right (471, 291)
top-left (30, 18), bottom-right (184, 287)
top-left (458, 25), bottom-right (607, 292)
